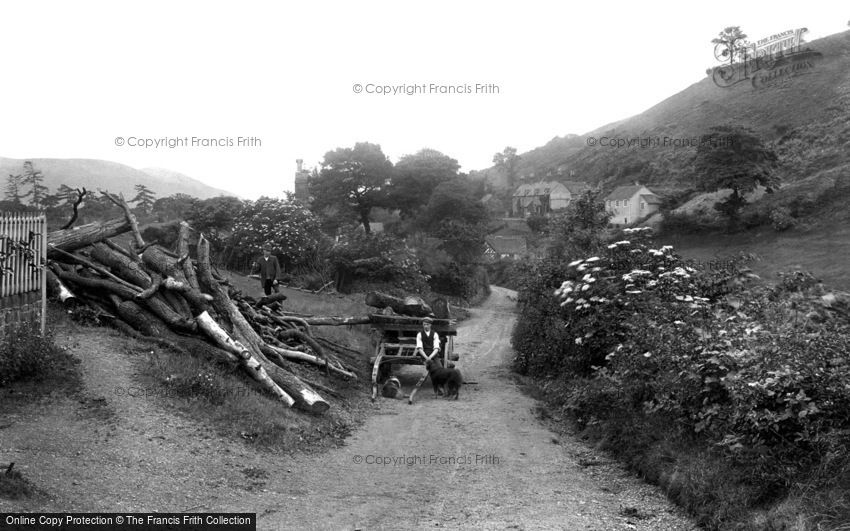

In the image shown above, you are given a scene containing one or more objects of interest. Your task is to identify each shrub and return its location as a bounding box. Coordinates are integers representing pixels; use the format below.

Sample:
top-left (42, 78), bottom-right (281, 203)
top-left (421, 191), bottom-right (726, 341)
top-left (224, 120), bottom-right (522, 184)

top-left (0, 321), bottom-right (64, 387)
top-left (329, 231), bottom-right (430, 294)
top-left (769, 207), bottom-right (796, 231)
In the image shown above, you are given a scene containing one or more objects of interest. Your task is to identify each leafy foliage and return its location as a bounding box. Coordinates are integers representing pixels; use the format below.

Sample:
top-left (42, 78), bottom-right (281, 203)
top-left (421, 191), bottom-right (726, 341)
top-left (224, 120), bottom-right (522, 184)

top-left (513, 215), bottom-right (850, 516)
top-left (309, 142), bottom-right (393, 233)
top-left (229, 197), bottom-right (325, 270)
top-left (387, 149), bottom-right (460, 218)
top-left (693, 125), bottom-right (779, 229)
top-left (329, 231), bottom-right (429, 294)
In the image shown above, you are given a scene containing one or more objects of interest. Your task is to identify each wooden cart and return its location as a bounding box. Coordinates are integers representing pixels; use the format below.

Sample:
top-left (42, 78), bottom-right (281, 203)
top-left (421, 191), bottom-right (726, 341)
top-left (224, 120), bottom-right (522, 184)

top-left (369, 313), bottom-right (458, 404)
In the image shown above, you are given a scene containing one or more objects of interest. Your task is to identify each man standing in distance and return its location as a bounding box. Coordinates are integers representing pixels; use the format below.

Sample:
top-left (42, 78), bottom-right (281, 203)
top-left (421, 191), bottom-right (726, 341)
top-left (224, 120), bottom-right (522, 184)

top-left (253, 243), bottom-right (281, 296)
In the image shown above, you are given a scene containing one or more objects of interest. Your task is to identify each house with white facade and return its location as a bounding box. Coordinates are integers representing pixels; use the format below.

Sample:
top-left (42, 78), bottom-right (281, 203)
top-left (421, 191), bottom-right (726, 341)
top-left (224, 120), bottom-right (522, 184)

top-left (604, 182), bottom-right (661, 226)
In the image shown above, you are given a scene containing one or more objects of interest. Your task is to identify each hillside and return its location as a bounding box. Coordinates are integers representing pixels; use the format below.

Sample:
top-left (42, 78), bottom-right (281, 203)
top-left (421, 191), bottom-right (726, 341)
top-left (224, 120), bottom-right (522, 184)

top-left (0, 158), bottom-right (237, 199)
top-left (484, 30), bottom-right (850, 198)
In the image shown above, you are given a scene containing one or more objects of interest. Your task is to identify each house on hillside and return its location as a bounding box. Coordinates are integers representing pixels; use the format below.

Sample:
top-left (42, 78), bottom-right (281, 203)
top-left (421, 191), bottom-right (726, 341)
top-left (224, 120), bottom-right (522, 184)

top-left (511, 181), bottom-right (589, 217)
top-left (604, 182), bottom-right (661, 225)
top-left (484, 235), bottom-right (527, 261)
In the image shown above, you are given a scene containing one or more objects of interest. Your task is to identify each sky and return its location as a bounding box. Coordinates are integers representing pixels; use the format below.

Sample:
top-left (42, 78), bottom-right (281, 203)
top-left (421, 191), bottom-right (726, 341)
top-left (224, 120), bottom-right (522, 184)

top-left (1, 1), bottom-right (847, 199)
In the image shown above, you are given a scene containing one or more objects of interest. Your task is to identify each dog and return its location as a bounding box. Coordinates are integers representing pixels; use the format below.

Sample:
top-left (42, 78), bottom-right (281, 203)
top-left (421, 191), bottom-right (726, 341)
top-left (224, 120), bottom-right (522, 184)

top-left (425, 359), bottom-right (463, 399)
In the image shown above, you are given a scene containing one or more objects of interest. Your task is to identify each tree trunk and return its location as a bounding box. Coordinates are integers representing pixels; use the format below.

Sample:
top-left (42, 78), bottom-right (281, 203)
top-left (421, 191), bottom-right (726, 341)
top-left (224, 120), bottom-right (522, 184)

top-left (46, 218), bottom-right (131, 257)
top-left (365, 291), bottom-right (433, 317)
top-left (298, 315), bottom-right (371, 326)
top-left (195, 311), bottom-right (295, 406)
top-left (91, 243), bottom-right (152, 289)
top-left (196, 235), bottom-right (329, 413)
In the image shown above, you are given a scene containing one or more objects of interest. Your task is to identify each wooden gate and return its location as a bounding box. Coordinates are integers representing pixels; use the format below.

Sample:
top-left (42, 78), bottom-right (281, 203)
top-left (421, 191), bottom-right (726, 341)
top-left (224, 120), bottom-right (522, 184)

top-left (0, 212), bottom-right (47, 336)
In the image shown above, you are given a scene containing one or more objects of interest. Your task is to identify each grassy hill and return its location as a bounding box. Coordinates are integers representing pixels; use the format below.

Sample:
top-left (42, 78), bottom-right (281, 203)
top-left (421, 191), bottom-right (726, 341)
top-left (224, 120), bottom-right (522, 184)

top-left (0, 157), bottom-right (238, 199)
top-left (480, 30), bottom-right (850, 287)
top-left (487, 30), bottom-right (850, 195)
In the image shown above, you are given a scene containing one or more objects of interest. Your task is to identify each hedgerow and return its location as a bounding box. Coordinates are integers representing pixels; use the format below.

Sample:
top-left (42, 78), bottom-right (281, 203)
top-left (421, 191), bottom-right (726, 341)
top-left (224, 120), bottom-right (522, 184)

top-left (513, 222), bottom-right (850, 527)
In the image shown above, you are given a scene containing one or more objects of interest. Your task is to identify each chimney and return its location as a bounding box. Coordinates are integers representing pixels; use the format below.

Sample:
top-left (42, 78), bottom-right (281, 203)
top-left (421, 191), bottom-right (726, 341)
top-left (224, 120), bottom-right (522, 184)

top-left (296, 159), bottom-right (304, 172)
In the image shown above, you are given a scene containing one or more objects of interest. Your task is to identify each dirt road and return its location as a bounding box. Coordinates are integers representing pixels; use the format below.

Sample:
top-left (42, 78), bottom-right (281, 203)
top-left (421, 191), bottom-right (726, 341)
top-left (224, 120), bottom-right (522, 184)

top-left (239, 287), bottom-right (696, 530)
top-left (1, 287), bottom-right (697, 530)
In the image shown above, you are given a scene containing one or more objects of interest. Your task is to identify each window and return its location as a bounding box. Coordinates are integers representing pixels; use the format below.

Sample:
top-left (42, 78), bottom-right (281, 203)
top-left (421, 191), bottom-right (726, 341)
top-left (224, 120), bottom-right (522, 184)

top-left (641, 202), bottom-right (645, 210)
top-left (615, 200), bottom-right (620, 207)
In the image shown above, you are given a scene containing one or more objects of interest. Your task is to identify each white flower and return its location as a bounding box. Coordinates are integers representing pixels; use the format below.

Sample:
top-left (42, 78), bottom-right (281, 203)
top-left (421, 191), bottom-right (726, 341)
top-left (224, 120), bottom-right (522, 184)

top-left (674, 320), bottom-right (685, 325)
top-left (643, 352), bottom-right (652, 358)
top-left (585, 256), bottom-right (600, 262)
top-left (568, 259), bottom-right (584, 267)
top-left (575, 337), bottom-right (583, 345)
top-left (582, 284), bottom-right (590, 291)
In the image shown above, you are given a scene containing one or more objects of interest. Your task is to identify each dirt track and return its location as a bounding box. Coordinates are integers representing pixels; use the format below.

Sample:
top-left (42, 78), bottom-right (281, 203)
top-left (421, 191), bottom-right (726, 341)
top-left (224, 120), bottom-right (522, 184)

top-left (1, 287), bottom-right (697, 530)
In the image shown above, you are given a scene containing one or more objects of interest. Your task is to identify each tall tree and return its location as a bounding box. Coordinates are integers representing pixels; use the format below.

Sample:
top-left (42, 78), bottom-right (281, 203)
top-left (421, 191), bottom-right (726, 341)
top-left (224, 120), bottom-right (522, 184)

top-left (5, 173), bottom-right (24, 205)
top-left (416, 178), bottom-right (490, 231)
top-left (694, 125), bottom-right (779, 230)
top-left (387, 148), bottom-right (461, 218)
top-left (712, 26), bottom-right (749, 65)
top-left (187, 196), bottom-right (244, 248)
top-left (309, 142), bottom-right (393, 233)
top-left (131, 184), bottom-right (157, 214)
top-left (493, 147), bottom-right (520, 190)
top-left (20, 161), bottom-right (48, 206)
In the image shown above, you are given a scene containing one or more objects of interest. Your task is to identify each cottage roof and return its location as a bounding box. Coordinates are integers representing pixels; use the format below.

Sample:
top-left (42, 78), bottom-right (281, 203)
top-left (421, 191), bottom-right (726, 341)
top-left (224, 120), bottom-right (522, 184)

top-left (640, 194), bottom-right (662, 205)
top-left (606, 184), bottom-right (649, 201)
top-left (485, 236), bottom-right (527, 255)
top-left (561, 181), bottom-right (589, 194)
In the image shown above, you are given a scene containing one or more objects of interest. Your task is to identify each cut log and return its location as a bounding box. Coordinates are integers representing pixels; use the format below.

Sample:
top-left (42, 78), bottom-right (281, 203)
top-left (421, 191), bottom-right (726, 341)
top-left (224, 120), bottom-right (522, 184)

top-left (365, 291), bottom-right (433, 317)
top-left (261, 344), bottom-right (356, 380)
top-left (178, 224), bottom-right (200, 291)
top-left (299, 315), bottom-right (371, 326)
top-left (196, 311), bottom-right (293, 405)
top-left (196, 235), bottom-right (329, 413)
top-left (91, 243), bottom-right (152, 289)
top-left (142, 294), bottom-right (197, 333)
top-left (46, 269), bottom-right (77, 304)
top-left (55, 269), bottom-right (139, 299)
top-left (103, 238), bottom-right (141, 263)
top-left (114, 299), bottom-right (172, 337)
top-left (46, 217), bottom-right (131, 257)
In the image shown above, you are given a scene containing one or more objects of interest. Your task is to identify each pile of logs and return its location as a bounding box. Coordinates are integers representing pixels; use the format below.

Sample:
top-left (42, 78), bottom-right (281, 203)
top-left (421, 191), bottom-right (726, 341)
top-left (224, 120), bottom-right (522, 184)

top-left (45, 192), bottom-right (360, 414)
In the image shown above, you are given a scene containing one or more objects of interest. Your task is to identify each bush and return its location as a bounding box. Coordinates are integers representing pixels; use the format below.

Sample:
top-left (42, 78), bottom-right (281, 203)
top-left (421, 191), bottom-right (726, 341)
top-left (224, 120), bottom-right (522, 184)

top-left (0, 320), bottom-right (64, 387)
top-left (769, 207), bottom-right (796, 231)
top-left (330, 231), bottom-right (430, 294)
top-left (513, 217), bottom-right (850, 526)
top-left (658, 211), bottom-right (709, 234)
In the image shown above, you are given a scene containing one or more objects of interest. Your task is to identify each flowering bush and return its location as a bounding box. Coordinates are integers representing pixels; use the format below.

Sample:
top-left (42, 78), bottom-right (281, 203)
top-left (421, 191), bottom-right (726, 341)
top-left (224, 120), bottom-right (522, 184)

top-left (228, 197), bottom-right (325, 270)
top-left (536, 227), bottom-right (850, 488)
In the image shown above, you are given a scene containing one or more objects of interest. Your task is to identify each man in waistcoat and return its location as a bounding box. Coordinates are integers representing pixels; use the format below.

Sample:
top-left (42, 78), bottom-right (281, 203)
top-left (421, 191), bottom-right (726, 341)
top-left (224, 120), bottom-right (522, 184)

top-left (415, 316), bottom-right (441, 360)
top-left (253, 243), bottom-right (281, 296)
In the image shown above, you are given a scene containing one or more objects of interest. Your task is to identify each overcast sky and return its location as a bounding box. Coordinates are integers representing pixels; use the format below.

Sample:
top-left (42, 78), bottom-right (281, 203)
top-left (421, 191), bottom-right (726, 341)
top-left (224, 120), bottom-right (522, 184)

top-left (1, 1), bottom-right (846, 199)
